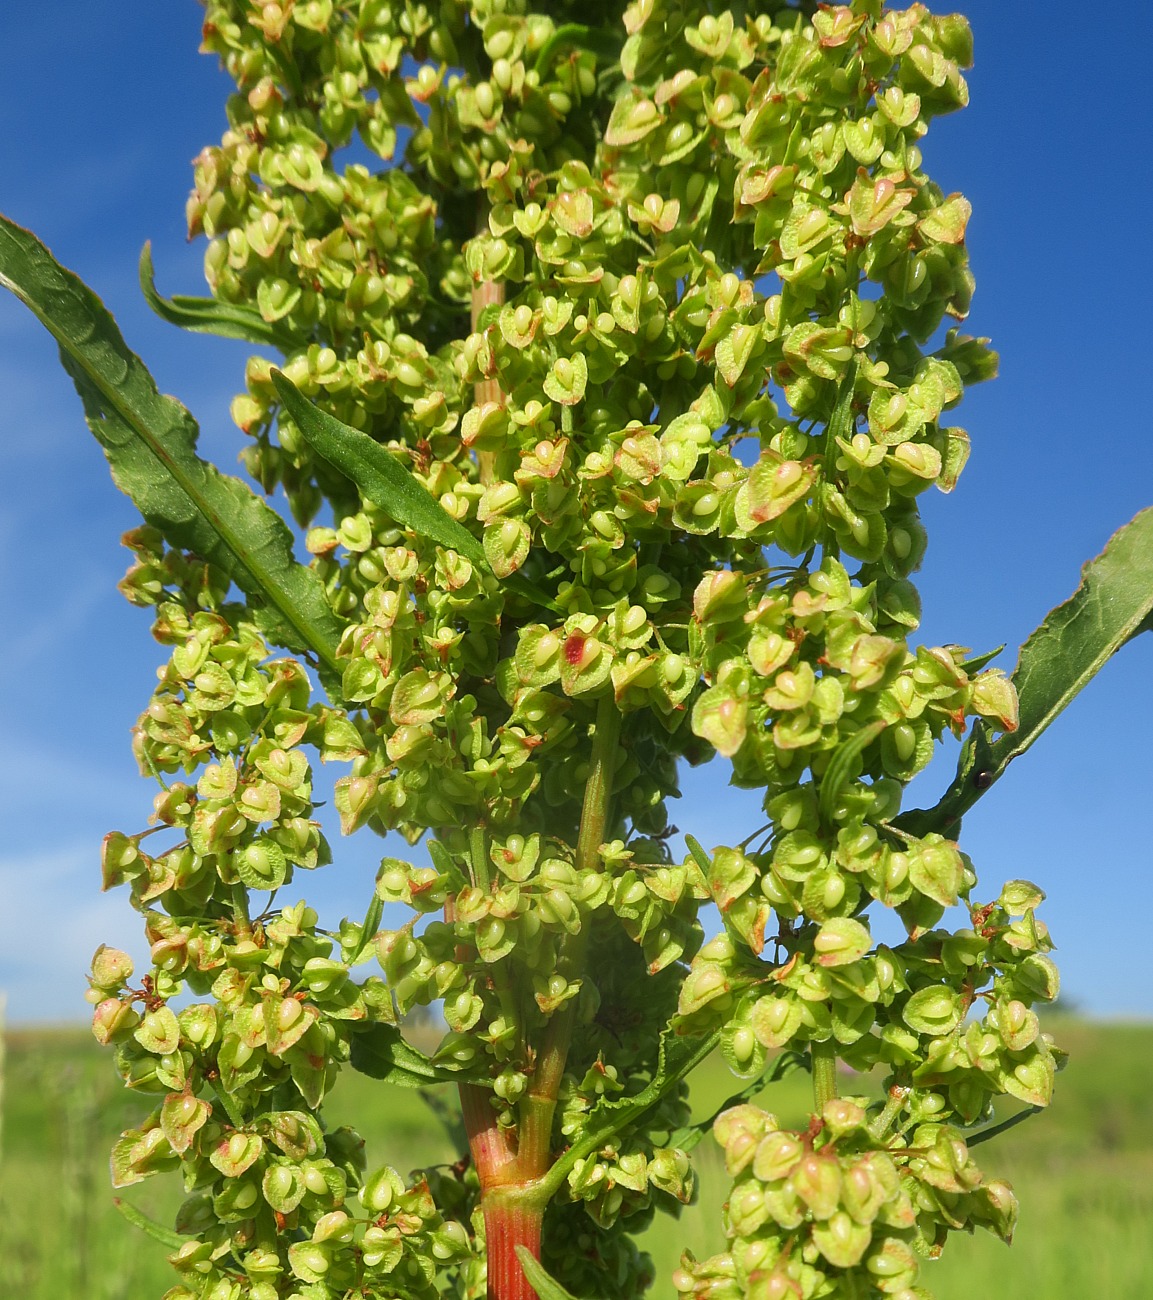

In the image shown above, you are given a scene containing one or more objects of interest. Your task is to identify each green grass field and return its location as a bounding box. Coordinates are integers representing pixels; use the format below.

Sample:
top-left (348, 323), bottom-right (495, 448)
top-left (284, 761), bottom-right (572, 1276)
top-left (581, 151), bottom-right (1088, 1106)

top-left (2, 1019), bottom-right (1149, 1298)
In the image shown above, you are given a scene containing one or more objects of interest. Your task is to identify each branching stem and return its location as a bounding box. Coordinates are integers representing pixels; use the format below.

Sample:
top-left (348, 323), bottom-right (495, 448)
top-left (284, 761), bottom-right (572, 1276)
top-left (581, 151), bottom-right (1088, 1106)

top-left (468, 693), bottom-right (623, 1300)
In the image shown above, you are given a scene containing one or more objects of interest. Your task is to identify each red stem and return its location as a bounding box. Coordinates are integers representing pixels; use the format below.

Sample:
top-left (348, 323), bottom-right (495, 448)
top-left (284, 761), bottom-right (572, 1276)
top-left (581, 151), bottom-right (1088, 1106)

top-left (460, 1083), bottom-right (547, 1300)
top-left (459, 1081), bottom-right (519, 1187)
top-left (483, 1194), bottom-right (545, 1300)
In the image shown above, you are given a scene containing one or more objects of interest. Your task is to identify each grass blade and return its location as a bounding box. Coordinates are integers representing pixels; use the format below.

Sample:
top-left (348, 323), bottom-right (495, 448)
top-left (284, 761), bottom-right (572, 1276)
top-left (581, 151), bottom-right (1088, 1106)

top-left (0, 213), bottom-right (342, 676)
top-left (898, 506), bottom-right (1153, 837)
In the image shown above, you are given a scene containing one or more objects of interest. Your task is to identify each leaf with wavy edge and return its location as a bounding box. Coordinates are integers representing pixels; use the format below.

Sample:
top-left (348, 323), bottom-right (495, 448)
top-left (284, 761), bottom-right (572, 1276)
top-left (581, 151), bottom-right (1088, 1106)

top-left (0, 213), bottom-right (342, 676)
top-left (898, 506), bottom-right (1153, 838)
top-left (537, 1024), bottom-right (720, 1200)
top-left (139, 242), bottom-right (298, 349)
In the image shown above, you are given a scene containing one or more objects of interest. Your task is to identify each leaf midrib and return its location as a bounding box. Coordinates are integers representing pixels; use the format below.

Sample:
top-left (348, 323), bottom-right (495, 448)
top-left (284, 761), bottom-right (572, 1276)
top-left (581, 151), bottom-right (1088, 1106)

top-left (0, 250), bottom-right (340, 678)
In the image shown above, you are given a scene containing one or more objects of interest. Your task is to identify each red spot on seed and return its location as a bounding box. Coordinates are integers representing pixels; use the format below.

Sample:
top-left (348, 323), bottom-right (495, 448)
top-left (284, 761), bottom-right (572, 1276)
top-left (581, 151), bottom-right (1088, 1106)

top-left (563, 634), bottom-right (587, 666)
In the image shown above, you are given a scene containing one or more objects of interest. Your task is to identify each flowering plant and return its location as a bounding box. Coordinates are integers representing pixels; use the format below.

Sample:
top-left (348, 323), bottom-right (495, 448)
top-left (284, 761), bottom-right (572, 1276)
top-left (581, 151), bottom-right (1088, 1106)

top-left (3, 3), bottom-right (1152, 1299)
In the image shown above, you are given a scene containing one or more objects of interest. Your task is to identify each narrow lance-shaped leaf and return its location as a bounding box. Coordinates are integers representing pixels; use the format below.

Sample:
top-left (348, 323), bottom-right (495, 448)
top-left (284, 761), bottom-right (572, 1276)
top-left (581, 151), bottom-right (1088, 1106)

top-left (898, 506), bottom-right (1153, 837)
top-left (139, 243), bottom-right (298, 349)
top-left (538, 1023), bottom-right (720, 1199)
top-left (273, 369), bottom-right (490, 567)
top-left (113, 1198), bottom-right (187, 1250)
top-left (966, 1103), bottom-right (1044, 1149)
top-left (0, 214), bottom-right (343, 677)
top-left (514, 1249), bottom-right (586, 1300)
top-left (820, 719), bottom-right (886, 830)
top-left (824, 356), bottom-right (860, 457)
top-left (343, 893), bottom-right (383, 967)
top-left (272, 370), bottom-right (560, 610)
top-left (684, 833), bottom-right (712, 877)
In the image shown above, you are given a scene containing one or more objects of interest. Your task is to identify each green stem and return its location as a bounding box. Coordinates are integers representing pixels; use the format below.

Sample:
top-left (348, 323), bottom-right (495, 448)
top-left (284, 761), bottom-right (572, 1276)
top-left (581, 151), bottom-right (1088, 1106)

top-left (811, 1039), bottom-right (839, 1112)
top-left (517, 1010), bottom-right (571, 1178)
top-left (450, 696), bottom-right (625, 1296)
top-left (575, 693), bottom-right (622, 875)
top-left (869, 1085), bottom-right (909, 1141)
top-left (470, 824), bottom-right (491, 892)
top-left (229, 882), bottom-right (252, 941)
top-left (518, 695), bottom-right (622, 1165)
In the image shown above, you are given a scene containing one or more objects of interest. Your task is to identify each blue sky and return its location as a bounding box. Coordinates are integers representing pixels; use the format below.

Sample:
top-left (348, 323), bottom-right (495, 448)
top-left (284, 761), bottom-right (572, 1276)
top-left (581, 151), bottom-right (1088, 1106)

top-left (2, 1), bottom-right (1150, 1023)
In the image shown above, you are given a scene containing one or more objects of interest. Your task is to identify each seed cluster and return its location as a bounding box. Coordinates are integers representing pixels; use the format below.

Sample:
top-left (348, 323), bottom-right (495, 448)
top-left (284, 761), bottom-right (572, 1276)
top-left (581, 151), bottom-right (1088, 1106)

top-left (87, 3), bottom-right (1061, 1298)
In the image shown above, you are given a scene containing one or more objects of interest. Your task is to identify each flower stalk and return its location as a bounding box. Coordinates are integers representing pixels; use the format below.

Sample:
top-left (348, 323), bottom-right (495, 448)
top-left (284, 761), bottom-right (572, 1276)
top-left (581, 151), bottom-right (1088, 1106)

top-left (3, 3), bottom-right (1111, 1297)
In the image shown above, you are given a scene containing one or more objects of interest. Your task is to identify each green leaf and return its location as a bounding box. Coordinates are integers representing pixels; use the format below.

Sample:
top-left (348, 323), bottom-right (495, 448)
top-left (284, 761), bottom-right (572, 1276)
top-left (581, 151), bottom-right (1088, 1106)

top-left (426, 837), bottom-right (469, 891)
top-left (819, 719), bottom-right (885, 829)
top-left (273, 370), bottom-right (560, 610)
top-left (139, 243), bottom-right (297, 349)
top-left (1126, 609), bottom-right (1153, 645)
top-left (344, 892), bottom-right (384, 966)
top-left (273, 369), bottom-right (489, 566)
top-left (113, 1198), bottom-right (186, 1249)
top-left (532, 22), bottom-right (624, 77)
top-left (898, 506), bottom-right (1153, 837)
top-left (966, 1103), bottom-right (1044, 1149)
top-left (539, 1025), bottom-right (720, 1199)
top-left (824, 357), bottom-right (859, 460)
top-left (515, 1248), bottom-right (585, 1300)
top-left (957, 644), bottom-right (1006, 674)
top-left (684, 834), bottom-right (712, 877)
top-left (0, 214), bottom-right (342, 676)
top-left (350, 1022), bottom-right (479, 1088)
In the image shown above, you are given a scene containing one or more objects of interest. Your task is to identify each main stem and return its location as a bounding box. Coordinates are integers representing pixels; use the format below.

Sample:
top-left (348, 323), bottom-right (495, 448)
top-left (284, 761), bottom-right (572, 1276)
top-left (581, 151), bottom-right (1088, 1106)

top-left (465, 693), bottom-right (622, 1300)
top-left (471, 199), bottom-right (504, 487)
top-left (811, 1038), bottom-right (839, 1112)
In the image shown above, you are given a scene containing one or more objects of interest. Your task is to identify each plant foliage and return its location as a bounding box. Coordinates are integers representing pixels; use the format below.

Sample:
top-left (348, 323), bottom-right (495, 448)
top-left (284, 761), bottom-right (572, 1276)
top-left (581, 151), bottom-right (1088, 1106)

top-left (2, 2), bottom-right (1149, 1299)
